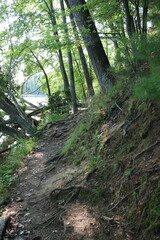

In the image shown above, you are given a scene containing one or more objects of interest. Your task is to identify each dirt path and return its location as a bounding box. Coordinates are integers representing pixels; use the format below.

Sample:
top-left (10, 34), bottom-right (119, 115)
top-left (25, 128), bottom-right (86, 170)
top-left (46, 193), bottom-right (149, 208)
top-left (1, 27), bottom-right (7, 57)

top-left (3, 114), bottom-right (131, 240)
top-left (2, 115), bottom-right (98, 240)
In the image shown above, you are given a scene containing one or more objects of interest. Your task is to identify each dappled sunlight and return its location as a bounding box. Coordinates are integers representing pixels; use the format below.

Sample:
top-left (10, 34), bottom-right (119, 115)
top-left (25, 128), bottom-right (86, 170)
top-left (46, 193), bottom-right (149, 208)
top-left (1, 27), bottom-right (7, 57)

top-left (63, 203), bottom-right (99, 238)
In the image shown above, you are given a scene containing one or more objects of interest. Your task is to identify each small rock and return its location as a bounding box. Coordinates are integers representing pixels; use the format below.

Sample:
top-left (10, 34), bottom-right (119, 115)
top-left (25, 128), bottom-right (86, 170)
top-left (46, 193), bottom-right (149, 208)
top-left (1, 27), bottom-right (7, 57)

top-left (19, 230), bottom-right (25, 235)
top-left (18, 223), bottom-right (25, 229)
top-left (23, 218), bottom-right (32, 223)
top-left (16, 197), bottom-right (23, 202)
top-left (19, 230), bottom-right (31, 235)
top-left (24, 212), bottom-right (30, 217)
top-left (25, 193), bottom-right (32, 197)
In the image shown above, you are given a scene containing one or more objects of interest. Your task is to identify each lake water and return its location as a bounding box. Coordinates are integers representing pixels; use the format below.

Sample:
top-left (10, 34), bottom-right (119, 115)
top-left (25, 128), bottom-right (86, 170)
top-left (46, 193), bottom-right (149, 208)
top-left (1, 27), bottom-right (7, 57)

top-left (22, 95), bottom-right (47, 108)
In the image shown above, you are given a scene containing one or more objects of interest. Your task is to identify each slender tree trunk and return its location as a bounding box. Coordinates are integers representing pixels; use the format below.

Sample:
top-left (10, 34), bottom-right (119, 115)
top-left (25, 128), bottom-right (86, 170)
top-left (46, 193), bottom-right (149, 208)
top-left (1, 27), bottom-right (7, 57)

top-left (77, 46), bottom-right (95, 96)
top-left (135, 1), bottom-right (142, 34)
top-left (73, 51), bottom-right (87, 101)
top-left (43, 0), bottom-right (70, 98)
top-left (68, 51), bottom-right (77, 113)
top-left (58, 49), bottom-right (70, 98)
top-left (66, 3), bottom-right (95, 96)
top-left (142, 0), bottom-right (148, 35)
top-left (66, 0), bottom-right (114, 94)
top-left (60, 0), bottom-right (77, 113)
top-left (29, 49), bottom-right (51, 97)
top-left (122, 0), bottom-right (135, 38)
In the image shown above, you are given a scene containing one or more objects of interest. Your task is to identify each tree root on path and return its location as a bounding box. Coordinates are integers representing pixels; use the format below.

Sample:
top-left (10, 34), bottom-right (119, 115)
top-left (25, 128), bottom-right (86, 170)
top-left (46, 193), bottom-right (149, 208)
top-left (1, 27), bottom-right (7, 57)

top-left (45, 154), bottom-right (64, 165)
top-left (50, 185), bottom-right (96, 198)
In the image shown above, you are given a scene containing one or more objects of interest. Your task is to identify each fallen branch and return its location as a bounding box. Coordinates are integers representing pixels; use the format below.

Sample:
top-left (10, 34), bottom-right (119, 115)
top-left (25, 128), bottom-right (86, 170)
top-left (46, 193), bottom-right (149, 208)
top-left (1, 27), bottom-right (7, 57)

top-left (27, 107), bottom-right (44, 117)
top-left (21, 98), bottom-right (39, 110)
top-left (50, 185), bottom-right (96, 197)
top-left (106, 95), bottom-right (129, 119)
top-left (115, 103), bottom-right (123, 112)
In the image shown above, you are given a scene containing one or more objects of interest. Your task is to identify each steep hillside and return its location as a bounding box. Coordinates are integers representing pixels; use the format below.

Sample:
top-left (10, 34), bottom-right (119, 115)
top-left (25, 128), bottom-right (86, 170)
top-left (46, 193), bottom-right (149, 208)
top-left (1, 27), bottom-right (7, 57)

top-left (59, 95), bottom-right (160, 240)
top-left (1, 94), bottom-right (160, 240)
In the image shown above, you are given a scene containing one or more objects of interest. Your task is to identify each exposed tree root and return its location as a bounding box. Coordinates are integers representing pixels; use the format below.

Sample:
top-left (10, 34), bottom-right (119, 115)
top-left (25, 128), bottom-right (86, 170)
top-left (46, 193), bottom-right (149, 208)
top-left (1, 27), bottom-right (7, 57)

top-left (123, 114), bottom-right (141, 138)
top-left (108, 184), bottom-right (144, 211)
top-left (50, 184), bottom-right (96, 197)
top-left (133, 139), bottom-right (160, 161)
top-left (85, 168), bottom-right (98, 181)
top-left (45, 154), bottom-right (63, 165)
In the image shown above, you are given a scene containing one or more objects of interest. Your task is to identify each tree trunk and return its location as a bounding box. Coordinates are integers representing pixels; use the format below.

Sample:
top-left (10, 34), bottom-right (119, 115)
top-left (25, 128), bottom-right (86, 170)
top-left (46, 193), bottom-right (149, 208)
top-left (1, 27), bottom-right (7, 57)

top-left (58, 49), bottom-right (70, 98)
top-left (135, 1), bottom-right (142, 34)
top-left (122, 0), bottom-right (135, 38)
top-left (66, 0), bottom-right (113, 94)
top-left (68, 51), bottom-right (77, 113)
top-left (73, 51), bottom-right (87, 101)
top-left (66, 2), bottom-right (94, 96)
top-left (142, 0), bottom-right (148, 35)
top-left (0, 124), bottom-right (24, 139)
top-left (60, 0), bottom-right (77, 113)
top-left (43, 0), bottom-right (70, 98)
top-left (0, 97), bottom-right (36, 135)
top-left (29, 49), bottom-right (51, 97)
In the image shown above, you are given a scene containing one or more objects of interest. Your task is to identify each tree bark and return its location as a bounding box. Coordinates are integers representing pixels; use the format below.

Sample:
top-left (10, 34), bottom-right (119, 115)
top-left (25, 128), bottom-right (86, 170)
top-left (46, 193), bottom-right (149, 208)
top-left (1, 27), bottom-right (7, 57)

top-left (122, 0), bottom-right (135, 38)
top-left (29, 49), bottom-right (51, 97)
top-left (60, 0), bottom-right (77, 113)
top-left (68, 51), bottom-right (77, 113)
top-left (0, 124), bottom-right (24, 139)
top-left (66, 3), bottom-right (95, 96)
top-left (66, 0), bottom-right (113, 94)
top-left (0, 97), bottom-right (36, 135)
top-left (135, 0), bottom-right (142, 34)
top-left (142, 0), bottom-right (148, 35)
top-left (58, 49), bottom-right (70, 98)
top-left (43, 0), bottom-right (70, 98)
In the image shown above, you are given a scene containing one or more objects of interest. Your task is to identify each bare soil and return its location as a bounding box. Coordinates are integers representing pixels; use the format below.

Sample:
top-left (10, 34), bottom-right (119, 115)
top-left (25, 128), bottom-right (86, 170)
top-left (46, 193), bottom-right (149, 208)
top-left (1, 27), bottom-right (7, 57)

top-left (3, 104), bottom-right (160, 240)
top-left (2, 113), bottom-right (132, 240)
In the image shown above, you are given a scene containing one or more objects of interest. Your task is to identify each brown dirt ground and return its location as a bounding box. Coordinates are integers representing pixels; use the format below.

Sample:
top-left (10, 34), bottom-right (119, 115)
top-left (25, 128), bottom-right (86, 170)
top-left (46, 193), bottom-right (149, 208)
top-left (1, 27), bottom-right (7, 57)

top-left (3, 104), bottom-right (160, 240)
top-left (2, 113), bottom-right (132, 240)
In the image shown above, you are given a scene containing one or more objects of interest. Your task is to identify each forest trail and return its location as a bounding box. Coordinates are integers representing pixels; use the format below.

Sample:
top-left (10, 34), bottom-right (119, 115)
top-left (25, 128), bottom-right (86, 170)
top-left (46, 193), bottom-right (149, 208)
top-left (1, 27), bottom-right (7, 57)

top-left (3, 112), bottom-right (132, 240)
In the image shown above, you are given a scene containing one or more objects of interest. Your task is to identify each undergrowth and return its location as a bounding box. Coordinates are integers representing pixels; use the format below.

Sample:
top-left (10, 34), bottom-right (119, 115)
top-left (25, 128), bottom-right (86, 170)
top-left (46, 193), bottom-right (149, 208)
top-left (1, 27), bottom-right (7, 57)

top-left (61, 67), bottom-right (160, 239)
top-left (39, 110), bottom-right (69, 128)
top-left (0, 137), bottom-right (36, 205)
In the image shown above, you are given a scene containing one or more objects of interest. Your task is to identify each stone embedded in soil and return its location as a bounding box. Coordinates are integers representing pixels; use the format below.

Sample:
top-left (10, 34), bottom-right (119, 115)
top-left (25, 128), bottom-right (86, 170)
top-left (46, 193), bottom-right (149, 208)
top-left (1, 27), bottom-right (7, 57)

top-left (0, 212), bottom-right (10, 240)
